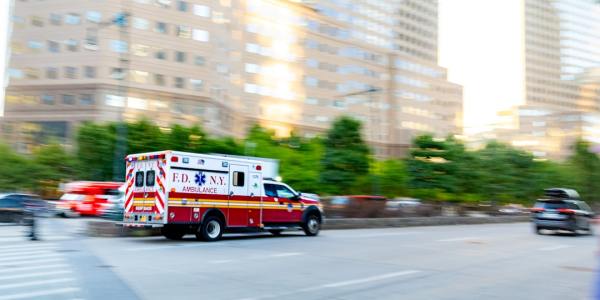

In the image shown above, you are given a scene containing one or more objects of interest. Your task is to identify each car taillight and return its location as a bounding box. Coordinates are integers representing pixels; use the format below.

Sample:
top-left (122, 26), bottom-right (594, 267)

top-left (531, 207), bottom-right (545, 213)
top-left (171, 156), bottom-right (179, 162)
top-left (558, 208), bottom-right (575, 214)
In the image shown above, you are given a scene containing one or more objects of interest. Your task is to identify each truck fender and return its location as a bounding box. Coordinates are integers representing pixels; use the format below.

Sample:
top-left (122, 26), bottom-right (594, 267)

top-left (302, 206), bottom-right (322, 224)
top-left (201, 208), bottom-right (227, 227)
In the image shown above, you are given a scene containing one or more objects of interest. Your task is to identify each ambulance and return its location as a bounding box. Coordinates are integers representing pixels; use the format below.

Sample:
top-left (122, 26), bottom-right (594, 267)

top-left (122, 151), bottom-right (323, 241)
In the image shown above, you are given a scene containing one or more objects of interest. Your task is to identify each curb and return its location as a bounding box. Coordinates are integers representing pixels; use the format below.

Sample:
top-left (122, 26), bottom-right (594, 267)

top-left (86, 215), bottom-right (529, 237)
top-left (322, 215), bottom-right (529, 230)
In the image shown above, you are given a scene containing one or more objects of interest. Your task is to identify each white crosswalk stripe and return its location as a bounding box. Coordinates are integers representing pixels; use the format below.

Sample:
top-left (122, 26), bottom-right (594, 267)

top-left (0, 224), bottom-right (84, 299)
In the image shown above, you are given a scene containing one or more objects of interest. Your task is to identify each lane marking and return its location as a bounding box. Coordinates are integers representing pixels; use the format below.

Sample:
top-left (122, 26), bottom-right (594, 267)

top-left (0, 247), bottom-right (58, 255)
top-left (340, 231), bottom-right (422, 238)
top-left (0, 287), bottom-right (79, 300)
top-left (437, 237), bottom-right (480, 242)
top-left (0, 264), bottom-right (69, 274)
top-left (0, 277), bottom-right (75, 290)
top-left (0, 270), bottom-right (71, 281)
top-left (0, 250), bottom-right (58, 258)
top-left (0, 243), bottom-right (57, 251)
top-left (0, 257), bottom-right (64, 267)
top-left (320, 270), bottom-right (422, 288)
top-left (539, 244), bottom-right (572, 251)
top-left (238, 270), bottom-right (422, 300)
top-left (0, 253), bottom-right (60, 263)
top-left (270, 252), bottom-right (303, 258)
top-left (126, 243), bottom-right (221, 252)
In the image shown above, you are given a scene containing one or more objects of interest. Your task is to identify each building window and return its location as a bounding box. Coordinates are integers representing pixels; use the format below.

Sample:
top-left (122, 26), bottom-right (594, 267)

top-left (110, 68), bottom-right (126, 80)
top-left (31, 16), bottom-right (44, 27)
top-left (155, 50), bottom-right (167, 60)
top-left (24, 68), bottom-right (40, 80)
top-left (155, 22), bottom-right (168, 34)
top-left (190, 79), bottom-right (203, 91)
top-left (84, 66), bottom-right (96, 78)
top-left (176, 25), bottom-right (191, 39)
top-left (155, 0), bottom-right (171, 8)
top-left (84, 36), bottom-right (98, 51)
top-left (86, 11), bottom-right (102, 23)
top-left (194, 55), bottom-right (205, 66)
top-left (174, 77), bottom-right (185, 88)
top-left (304, 76), bottom-right (318, 87)
top-left (65, 39), bottom-right (78, 51)
top-left (41, 94), bottom-right (55, 105)
top-left (177, 0), bottom-right (188, 12)
top-left (64, 13), bottom-right (81, 25)
top-left (46, 67), bottom-right (58, 79)
top-left (8, 69), bottom-right (24, 79)
top-left (80, 94), bottom-right (95, 105)
top-left (193, 4), bottom-right (210, 17)
top-left (27, 41), bottom-right (43, 53)
top-left (133, 17), bottom-right (149, 30)
top-left (64, 67), bottom-right (77, 79)
top-left (245, 63), bottom-right (260, 74)
top-left (106, 94), bottom-right (125, 107)
top-left (175, 51), bottom-right (186, 62)
top-left (50, 13), bottom-right (62, 25)
top-left (110, 40), bottom-right (128, 53)
top-left (48, 40), bottom-right (60, 53)
top-left (62, 94), bottom-right (76, 105)
top-left (130, 70), bottom-right (149, 83)
top-left (192, 29), bottom-right (209, 42)
top-left (132, 44), bottom-right (149, 56)
top-left (154, 74), bottom-right (165, 86)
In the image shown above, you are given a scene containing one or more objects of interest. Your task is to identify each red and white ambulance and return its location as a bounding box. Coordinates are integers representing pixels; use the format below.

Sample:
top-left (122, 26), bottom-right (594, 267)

top-left (122, 151), bottom-right (323, 241)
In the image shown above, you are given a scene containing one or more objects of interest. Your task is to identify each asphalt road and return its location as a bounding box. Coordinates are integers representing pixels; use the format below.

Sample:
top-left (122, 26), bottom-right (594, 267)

top-left (0, 219), bottom-right (597, 300)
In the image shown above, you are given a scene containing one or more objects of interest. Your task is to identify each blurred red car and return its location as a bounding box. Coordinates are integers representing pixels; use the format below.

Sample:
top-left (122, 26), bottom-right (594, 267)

top-left (56, 181), bottom-right (124, 217)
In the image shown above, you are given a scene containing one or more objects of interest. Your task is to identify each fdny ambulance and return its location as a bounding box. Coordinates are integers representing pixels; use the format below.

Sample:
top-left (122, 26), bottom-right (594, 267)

top-left (122, 151), bottom-right (323, 241)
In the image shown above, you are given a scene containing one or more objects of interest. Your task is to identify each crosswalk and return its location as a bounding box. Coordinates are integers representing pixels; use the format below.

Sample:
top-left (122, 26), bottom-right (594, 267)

top-left (0, 224), bottom-right (83, 300)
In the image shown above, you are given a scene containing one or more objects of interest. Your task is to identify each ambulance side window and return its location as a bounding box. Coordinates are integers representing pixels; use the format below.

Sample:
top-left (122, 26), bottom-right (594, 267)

top-left (146, 170), bottom-right (155, 186)
top-left (264, 184), bottom-right (277, 197)
top-left (135, 171), bottom-right (144, 187)
top-left (233, 171), bottom-right (245, 187)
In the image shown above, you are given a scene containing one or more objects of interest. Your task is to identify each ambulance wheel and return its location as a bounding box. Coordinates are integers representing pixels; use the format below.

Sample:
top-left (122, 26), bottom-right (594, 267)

top-left (197, 216), bottom-right (223, 242)
top-left (269, 230), bottom-right (283, 236)
top-left (162, 226), bottom-right (185, 240)
top-left (302, 213), bottom-right (320, 236)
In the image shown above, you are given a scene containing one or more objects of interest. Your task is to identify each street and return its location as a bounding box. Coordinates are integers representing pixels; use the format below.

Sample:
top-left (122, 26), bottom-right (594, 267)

top-left (0, 219), bottom-right (597, 300)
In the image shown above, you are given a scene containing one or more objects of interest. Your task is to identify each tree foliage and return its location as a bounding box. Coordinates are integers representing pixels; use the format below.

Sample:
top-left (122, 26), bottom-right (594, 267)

top-left (320, 117), bottom-right (370, 195)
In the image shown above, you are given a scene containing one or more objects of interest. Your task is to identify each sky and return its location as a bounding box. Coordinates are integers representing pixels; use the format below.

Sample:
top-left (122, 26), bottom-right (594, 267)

top-left (0, 0), bottom-right (9, 117)
top-left (438, 0), bottom-right (525, 134)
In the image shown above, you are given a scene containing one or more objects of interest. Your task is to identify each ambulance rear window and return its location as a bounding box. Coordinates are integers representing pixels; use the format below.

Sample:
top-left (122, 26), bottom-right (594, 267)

top-left (135, 171), bottom-right (144, 187)
top-left (146, 170), bottom-right (155, 186)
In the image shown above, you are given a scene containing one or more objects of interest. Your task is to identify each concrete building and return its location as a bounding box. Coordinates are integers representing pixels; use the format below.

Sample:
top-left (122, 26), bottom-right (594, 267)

top-left (3, 0), bottom-right (462, 157)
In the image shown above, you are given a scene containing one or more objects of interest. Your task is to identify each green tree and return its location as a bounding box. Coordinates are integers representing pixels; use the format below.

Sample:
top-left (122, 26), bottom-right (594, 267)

top-left (372, 159), bottom-right (408, 198)
top-left (76, 122), bottom-right (116, 181)
top-left (0, 142), bottom-right (36, 192)
top-left (320, 116), bottom-right (370, 195)
top-left (568, 139), bottom-right (600, 202)
top-left (407, 135), bottom-right (459, 193)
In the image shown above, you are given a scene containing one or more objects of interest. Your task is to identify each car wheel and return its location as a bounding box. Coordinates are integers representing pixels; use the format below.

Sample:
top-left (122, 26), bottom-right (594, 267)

top-left (162, 226), bottom-right (185, 240)
top-left (268, 229), bottom-right (283, 236)
top-left (302, 214), bottom-right (320, 236)
top-left (534, 225), bottom-right (543, 235)
top-left (196, 216), bottom-right (223, 242)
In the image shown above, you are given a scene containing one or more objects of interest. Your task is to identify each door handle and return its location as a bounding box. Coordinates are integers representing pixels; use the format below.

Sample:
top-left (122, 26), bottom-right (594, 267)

top-left (229, 191), bottom-right (234, 196)
top-left (250, 193), bottom-right (254, 197)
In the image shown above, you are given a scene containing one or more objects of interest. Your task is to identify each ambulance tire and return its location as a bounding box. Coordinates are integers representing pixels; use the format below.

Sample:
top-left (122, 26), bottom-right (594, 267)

top-left (197, 216), bottom-right (224, 242)
top-left (302, 213), bottom-right (321, 236)
top-left (162, 226), bottom-right (186, 240)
